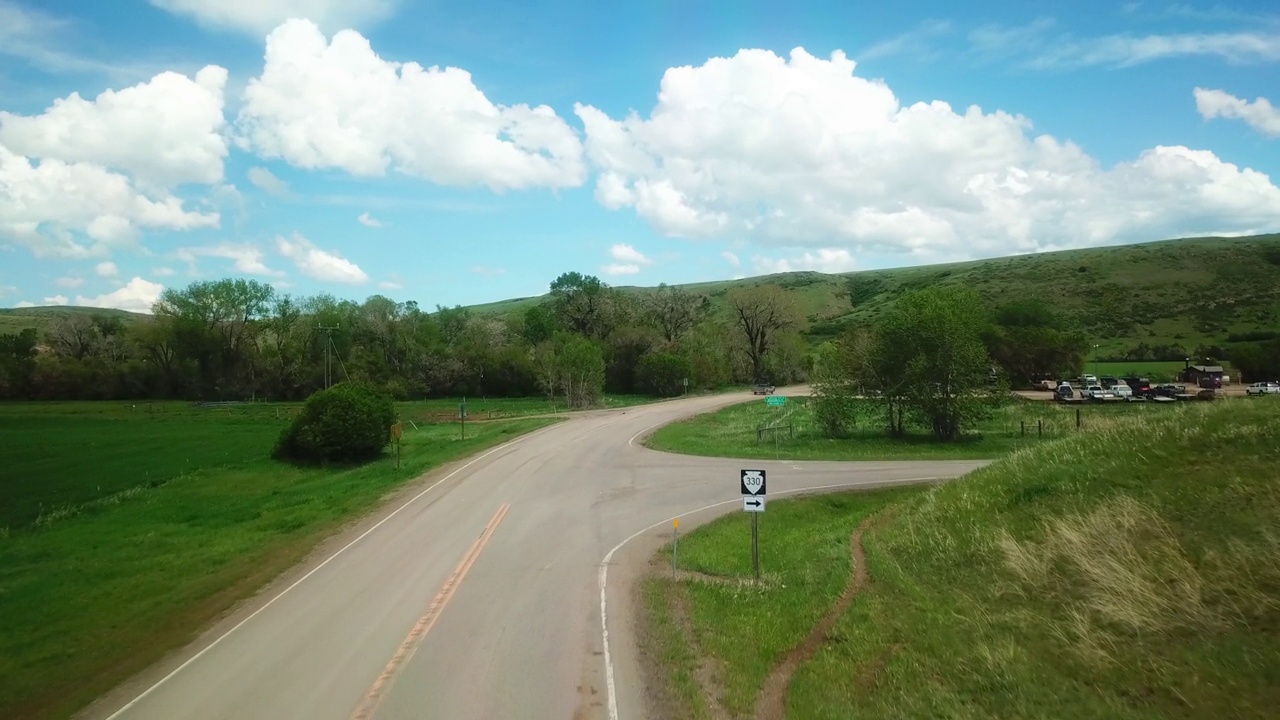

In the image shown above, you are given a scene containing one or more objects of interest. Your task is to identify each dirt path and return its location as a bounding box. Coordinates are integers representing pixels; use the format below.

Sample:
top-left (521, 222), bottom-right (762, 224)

top-left (752, 511), bottom-right (888, 720)
top-left (669, 586), bottom-right (733, 720)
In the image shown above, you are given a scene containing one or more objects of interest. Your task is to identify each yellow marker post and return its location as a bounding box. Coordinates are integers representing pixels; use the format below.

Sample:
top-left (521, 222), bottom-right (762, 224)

top-left (391, 422), bottom-right (404, 469)
top-left (672, 518), bottom-right (680, 575)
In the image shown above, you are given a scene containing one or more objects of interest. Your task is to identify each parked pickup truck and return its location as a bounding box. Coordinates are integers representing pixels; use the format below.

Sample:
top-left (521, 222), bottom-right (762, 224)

top-left (752, 384), bottom-right (776, 395)
top-left (1084, 385), bottom-right (1117, 400)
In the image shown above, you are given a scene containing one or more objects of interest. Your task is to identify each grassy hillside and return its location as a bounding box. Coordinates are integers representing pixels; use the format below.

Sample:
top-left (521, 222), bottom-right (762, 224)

top-left (0, 306), bottom-right (143, 336)
top-left (477, 233), bottom-right (1280, 353)
top-left (5, 235), bottom-right (1278, 353)
top-left (643, 398), bottom-right (1280, 718)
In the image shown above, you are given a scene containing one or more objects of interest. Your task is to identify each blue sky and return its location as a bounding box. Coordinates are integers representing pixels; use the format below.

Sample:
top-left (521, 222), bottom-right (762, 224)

top-left (1, 0), bottom-right (1278, 312)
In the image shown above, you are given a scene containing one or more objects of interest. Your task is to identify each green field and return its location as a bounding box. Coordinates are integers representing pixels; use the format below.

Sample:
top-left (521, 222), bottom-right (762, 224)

top-left (645, 393), bottom-right (1162, 461)
top-left (0, 402), bottom-right (558, 720)
top-left (643, 399), bottom-right (1280, 718)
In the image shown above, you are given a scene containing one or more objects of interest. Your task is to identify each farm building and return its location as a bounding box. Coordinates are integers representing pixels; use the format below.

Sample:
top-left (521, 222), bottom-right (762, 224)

top-left (1181, 364), bottom-right (1225, 386)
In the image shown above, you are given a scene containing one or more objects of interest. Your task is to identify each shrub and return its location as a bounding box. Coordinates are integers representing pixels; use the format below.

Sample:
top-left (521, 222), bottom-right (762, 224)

top-left (811, 383), bottom-right (859, 438)
top-left (274, 382), bottom-right (395, 463)
top-left (635, 351), bottom-right (692, 397)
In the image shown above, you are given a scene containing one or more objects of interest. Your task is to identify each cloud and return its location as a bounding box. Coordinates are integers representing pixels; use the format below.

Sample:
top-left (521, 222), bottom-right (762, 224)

top-left (153, 266), bottom-right (176, 277)
top-left (357, 211), bottom-right (384, 227)
top-left (0, 0), bottom-right (166, 82)
top-left (0, 65), bottom-right (228, 187)
top-left (471, 265), bottom-right (507, 276)
top-left (1195, 88), bottom-right (1280, 137)
top-left (602, 263), bottom-right (641, 276)
top-left (236, 20), bottom-right (586, 191)
top-left (247, 166), bottom-right (291, 196)
top-left (95, 261), bottom-right (118, 277)
top-left (177, 243), bottom-right (284, 276)
top-left (754, 248), bottom-right (858, 274)
top-left (970, 21), bottom-right (1280, 68)
top-left (609, 243), bottom-right (652, 265)
top-left (859, 20), bottom-right (953, 61)
top-left (149, 0), bottom-right (398, 36)
top-left (275, 233), bottom-right (367, 283)
top-left (377, 280), bottom-right (402, 290)
top-left (54, 276), bottom-right (85, 288)
top-left (43, 294), bottom-right (69, 305)
top-left (74, 276), bottom-right (163, 313)
top-left (13, 300), bottom-right (35, 308)
top-left (721, 250), bottom-right (741, 267)
top-left (576, 47), bottom-right (1280, 261)
top-left (0, 66), bottom-right (226, 258)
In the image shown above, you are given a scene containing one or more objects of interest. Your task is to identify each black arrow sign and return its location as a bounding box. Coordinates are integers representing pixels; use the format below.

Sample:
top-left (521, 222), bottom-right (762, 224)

top-left (745, 499), bottom-right (762, 508)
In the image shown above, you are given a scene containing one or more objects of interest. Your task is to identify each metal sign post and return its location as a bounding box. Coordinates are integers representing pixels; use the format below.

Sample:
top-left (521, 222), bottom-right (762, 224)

top-left (740, 469), bottom-right (766, 582)
top-left (672, 518), bottom-right (680, 576)
top-left (460, 397), bottom-right (467, 439)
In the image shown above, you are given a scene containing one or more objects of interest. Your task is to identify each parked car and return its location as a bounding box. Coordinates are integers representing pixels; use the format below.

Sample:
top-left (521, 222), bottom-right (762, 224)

top-left (1123, 376), bottom-right (1152, 395)
top-left (1083, 374), bottom-right (1099, 386)
top-left (1198, 377), bottom-right (1222, 389)
top-left (1151, 383), bottom-right (1186, 399)
top-left (1109, 383), bottom-right (1134, 399)
top-left (1100, 375), bottom-right (1120, 389)
top-left (1084, 385), bottom-right (1116, 400)
top-left (752, 384), bottom-right (775, 395)
top-left (1246, 381), bottom-right (1280, 396)
top-left (1056, 382), bottom-right (1074, 399)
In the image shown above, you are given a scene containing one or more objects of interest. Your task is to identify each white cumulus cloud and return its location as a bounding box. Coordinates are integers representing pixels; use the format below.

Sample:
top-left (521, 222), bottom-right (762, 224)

top-left (358, 211), bottom-right (384, 227)
top-left (754, 248), bottom-right (857, 274)
top-left (0, 66), bottom-right (228, 188)
top-left (721, 250), bottom-right (741, 267)
top-left (75, 276), bottom-right (164, 313)
top-left (602, 263), bottom-right (641, 276)
top-left (1195, 88), bottom-right (1280, 137)
top-left (609, 243), bottom-right (651, 265)
top-left (177, 243), bottom-right (284, 276)
top-left (150, 0), bottom-right (398, 36)
top-left (247, 166), bottom-right (291, 196)
top-left (95, 261), bottom-right (118, 277)
top-left (43, 294), bottom-right (69, 306)
top-left (276, 233), bottom-right (367, 284)
top-left (236, 20), bottom-right (586, 192)
top-left (54, 276), bottom-right (85, 288)
top-left (576, 47), bottom-right (1280, 260)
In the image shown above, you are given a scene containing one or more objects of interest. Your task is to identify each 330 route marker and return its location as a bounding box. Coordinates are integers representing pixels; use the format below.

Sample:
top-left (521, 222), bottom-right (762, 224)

top-left (740, 469), bottom-right (766, 580)
top-left (740, 469), bottom-right (766, 497)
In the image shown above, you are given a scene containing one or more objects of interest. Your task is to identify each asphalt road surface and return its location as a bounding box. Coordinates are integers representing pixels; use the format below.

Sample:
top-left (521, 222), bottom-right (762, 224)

top-left (84, 389), bottom-right (987, 720)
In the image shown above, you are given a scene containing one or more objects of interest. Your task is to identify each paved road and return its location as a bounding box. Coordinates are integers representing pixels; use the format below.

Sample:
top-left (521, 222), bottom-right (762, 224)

top-left (84, 389), bottom-right (987, 720)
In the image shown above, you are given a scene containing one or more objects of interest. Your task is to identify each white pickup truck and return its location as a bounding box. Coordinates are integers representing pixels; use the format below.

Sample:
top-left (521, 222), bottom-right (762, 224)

top-left (1084, 384), bottom-right (1117, 400)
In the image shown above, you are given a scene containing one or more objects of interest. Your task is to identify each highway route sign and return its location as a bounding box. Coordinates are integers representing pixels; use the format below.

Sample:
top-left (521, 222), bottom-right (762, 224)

top-left (740, 469), bottom-right (767, 496)
top-left (743, 496), bottom-right (766, 512)
top-left (765, 396), bottom-right (786, 407)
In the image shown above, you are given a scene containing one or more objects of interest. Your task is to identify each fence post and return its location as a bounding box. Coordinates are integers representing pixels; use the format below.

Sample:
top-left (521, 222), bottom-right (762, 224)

top-left (1038, 419), bottom-right (1043, 438)
top-left (1021, 421), bottom-right (1025, 437)
top-left (1076, 408), bottom-right (1082, 429)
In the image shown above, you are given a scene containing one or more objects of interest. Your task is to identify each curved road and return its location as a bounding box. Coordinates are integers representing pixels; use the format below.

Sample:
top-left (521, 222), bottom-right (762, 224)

top-left (83, 389), bottom-right (986, 720)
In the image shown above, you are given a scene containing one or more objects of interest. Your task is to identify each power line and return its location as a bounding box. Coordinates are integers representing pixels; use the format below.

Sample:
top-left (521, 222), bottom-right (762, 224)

top-left (317, 324), bottom-right (338, 389)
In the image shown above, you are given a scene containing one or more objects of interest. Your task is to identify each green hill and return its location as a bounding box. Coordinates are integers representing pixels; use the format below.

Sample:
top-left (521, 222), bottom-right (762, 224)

top-left (5, 234), bottom-right (1278, 354)
top-left (0, 307), bottom-right (145, 336)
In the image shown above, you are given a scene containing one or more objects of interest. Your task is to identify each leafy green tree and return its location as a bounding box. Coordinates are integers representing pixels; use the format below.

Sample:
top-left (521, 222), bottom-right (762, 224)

top-left (645, 283), bottom-right (703, 344)
top-left (555, 334), bottom-right (606, 408)
top-left (876, 287), bottom-right (999, 441)
top-left (726, 284), bottom-right (802, 383)
top-left (521, 304), bottom-right (560, 345)
top-left (548, 272), bottom-right (616, 339)
top-left (635, 351), bottom-right (692, 397)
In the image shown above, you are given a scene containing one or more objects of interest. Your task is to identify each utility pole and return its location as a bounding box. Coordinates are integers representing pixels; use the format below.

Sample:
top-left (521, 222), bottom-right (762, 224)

top-left (317, 324), bottom-right (339, 389)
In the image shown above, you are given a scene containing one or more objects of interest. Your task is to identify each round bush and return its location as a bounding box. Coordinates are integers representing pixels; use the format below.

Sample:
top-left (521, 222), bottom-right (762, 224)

top-left (274, 382), bottom-right (395, 463)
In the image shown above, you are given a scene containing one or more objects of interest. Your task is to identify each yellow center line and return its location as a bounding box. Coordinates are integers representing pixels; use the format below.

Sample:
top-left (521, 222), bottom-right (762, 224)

top-left (349, 502), bottom-right (511, 720)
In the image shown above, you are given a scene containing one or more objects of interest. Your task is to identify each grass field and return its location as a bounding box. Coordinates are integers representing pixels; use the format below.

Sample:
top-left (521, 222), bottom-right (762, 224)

top-left (645, 393), bottom-right (1164, 461)
top-left (0, 403), bottom-right (558, 720)
top-left (643, 398), bottom-right (1280, 718)
top-left (1087, 360), bottom-right (1233, 382)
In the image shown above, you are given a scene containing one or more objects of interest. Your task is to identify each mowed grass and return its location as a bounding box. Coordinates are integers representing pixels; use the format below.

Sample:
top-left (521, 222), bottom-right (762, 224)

top-left (644, 399), bottom-right (1280, 719)
top-left (0, 403), bottom-right (558, 720)
top-left (645, 394), bottom-right (1163, 461)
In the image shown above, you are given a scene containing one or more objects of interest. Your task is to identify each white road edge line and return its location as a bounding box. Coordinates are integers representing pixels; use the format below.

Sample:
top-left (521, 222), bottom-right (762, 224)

top-left (627, 420), bottom-right (668, 448)
top-left (598, 476), bottom-right (944, 720)
top-left (103, 422), bottom-right (561, 720)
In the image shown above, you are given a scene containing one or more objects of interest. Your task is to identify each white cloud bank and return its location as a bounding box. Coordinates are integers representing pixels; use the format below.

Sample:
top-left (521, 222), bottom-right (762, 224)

top-left (357, 212), bottom-right (383, 227)
top-left (0, 66), bottom-right (226, 257)
top-left (754, 248), bottom-right (857, 274)
top-left (247, 166), bottom-right (290, 196)
top-left (177, 243), bottom-right (284, 276)
top-left (1195, 88), bottom-right (1280, 138)
top-left (76, 276), bottom-right (165, 313)
top-left (577, 47), bottom-right (1280, 260)
top-left (602, 242), bottom-right (652, 275)
top-left (276, 233), bottom-right (368, 284)
top-left (237, 20), bottom-right (586, 191)
top-left (149, 0), bottom-right (398, 37)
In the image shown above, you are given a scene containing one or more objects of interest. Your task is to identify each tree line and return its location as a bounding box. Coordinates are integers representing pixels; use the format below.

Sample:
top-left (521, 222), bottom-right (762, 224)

top-left (0, 274), bottom-right (811, 405)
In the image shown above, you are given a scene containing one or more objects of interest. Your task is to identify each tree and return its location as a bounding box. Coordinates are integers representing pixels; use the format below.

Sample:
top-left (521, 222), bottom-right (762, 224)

top-left (273, 382), bottom-right (395, 464)
top-left (876, 287), bottom-right (998, 441)
top-left (555, 334), bottom-right (605, 408)
top-left (645, 283), bottom-right (702, 344)
top-left (548, 272), bottom-right (616, 339)
top-left (726, 285), bottom-right (802, 383)
top-left (984, 299), bottom-right (1086, 387)
top-left (521, 304), bottom-right (560, 345)
top-left (635, 351), bottom-right (692, 397)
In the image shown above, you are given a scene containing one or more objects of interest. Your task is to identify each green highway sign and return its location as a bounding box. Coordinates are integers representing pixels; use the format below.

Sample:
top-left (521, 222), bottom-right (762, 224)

top-left (765, 396), bottom-right (786, 407)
